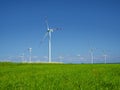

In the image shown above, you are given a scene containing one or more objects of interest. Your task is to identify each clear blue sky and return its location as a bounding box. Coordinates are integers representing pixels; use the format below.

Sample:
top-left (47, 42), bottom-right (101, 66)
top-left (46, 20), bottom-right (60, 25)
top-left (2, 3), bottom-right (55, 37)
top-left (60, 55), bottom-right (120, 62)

top-left (0, 0), bottom-right (120, 63)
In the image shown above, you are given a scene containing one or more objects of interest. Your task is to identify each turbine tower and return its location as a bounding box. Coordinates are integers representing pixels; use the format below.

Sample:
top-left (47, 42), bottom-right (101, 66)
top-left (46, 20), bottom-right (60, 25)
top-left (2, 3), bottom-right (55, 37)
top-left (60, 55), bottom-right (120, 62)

top-left (48, 27), bottom-right (52, 62)
top-left (41, 18), bottom-right (60, 63)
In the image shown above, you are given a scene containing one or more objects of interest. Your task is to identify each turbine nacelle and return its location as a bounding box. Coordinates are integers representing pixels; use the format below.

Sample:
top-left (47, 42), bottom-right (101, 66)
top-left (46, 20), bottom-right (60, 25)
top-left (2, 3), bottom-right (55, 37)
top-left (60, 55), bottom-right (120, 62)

top-left (47, 29), bottom-right (53, 32)
top-left (47, 28), bottom-right (61, 32)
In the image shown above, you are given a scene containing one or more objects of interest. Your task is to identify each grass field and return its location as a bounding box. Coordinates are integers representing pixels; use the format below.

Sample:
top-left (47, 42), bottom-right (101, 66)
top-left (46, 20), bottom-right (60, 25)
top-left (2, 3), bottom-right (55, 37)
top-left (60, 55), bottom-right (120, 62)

top-left (0, 62), bottom-right (120, 90)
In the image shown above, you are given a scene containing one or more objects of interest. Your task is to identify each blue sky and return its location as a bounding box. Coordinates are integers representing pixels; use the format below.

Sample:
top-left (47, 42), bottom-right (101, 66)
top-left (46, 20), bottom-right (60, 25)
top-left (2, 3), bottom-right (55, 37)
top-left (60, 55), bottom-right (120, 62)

top-left (0, 0), bottom-right (120, 63)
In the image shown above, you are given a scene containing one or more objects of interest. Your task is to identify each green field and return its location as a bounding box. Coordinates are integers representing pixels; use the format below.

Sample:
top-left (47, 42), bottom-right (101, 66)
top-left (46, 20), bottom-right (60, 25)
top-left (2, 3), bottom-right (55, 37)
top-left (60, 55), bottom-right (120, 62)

top-left (0, 62), bottom-right (120, 90)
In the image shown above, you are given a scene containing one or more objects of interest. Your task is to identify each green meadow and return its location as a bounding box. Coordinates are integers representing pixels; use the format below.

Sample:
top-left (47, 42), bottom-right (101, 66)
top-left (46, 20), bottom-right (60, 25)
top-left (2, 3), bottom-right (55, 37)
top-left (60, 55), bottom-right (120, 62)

top-left (0, 62), bottom-right (120, 90)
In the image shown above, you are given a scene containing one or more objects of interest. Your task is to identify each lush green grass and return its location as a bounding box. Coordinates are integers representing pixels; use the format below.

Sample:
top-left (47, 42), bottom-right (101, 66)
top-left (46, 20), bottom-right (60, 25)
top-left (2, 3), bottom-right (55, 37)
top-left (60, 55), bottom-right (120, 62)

top-left (0, 62), bottom-right (120, 90)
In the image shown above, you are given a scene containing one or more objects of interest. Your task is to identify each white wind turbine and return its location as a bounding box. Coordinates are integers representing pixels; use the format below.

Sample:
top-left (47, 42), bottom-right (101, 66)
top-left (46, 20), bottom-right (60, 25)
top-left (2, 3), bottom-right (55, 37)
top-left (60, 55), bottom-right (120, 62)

top-left (90, 49), bottom-right (94, 64)
top-left (103, 54), bottom-right (107, 64)
top-left (21, 53), bottom-right (25, 63)
top-left (28, 48), bottom-right (32, 63)
top-left (89, 48), bottom-right (96, 64)
top-left (41, 18), bottom-right (60, 63)
top-left (103, 50), bottom-right (107, 64)
top-left (58, 56), bottom-right (64, 62)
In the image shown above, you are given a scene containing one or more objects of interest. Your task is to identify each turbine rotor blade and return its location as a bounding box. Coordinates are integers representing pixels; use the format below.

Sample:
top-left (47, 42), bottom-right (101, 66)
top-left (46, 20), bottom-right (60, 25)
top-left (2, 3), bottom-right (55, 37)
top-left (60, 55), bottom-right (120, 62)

top-left (40, 32), bottom-right (48, 44)
top-left (45, 17), bottom-right (49, 30)
top-left (52, 27), bottom-right (62, 32)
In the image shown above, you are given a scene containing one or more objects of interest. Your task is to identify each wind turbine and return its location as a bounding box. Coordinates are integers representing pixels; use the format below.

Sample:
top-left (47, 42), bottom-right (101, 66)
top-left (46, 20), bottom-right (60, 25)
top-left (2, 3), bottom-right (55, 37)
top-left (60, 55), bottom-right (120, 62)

top-left (89, 48), bottom-right (96, 64)
top-left (41, 18), bottom-right (60, 63)
top-left (90, 49), bottom-right (94, 64)
top-left (21, 53), bottom-right (25, 63)
top-left (103, 55), bottom-right (107, 64)
top-left (103, 50), bottom-right (107, 64)
top-left (28, 48), bottom-right (32, 63)
top-left (58, 56), bottom-right (64, 62)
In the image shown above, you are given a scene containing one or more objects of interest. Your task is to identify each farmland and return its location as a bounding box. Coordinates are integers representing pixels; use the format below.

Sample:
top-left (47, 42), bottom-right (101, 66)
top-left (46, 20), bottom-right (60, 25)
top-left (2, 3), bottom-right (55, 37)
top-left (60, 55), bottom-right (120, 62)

top-left (0, 62), bottom-right (120, 90)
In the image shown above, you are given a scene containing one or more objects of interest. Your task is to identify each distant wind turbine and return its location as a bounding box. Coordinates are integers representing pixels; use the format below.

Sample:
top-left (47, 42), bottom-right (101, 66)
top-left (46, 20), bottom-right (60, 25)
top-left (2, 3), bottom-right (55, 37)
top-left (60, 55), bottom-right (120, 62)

top-left (58, 56), bottom-right (64, 62)
top-left (89, 48), bottom-right (96, 64)
top-left (28, 48), bottom-right (32, 63)
top-left (103, 50), bottom-right (107, 64)
top-left (103, 54), bottom-right (107, 64)
top-left (21, 53), bottom-right (25, 62)
top-left (41, 18), bottom-right (61, 63)
top-left (90, 49), bottom-right (94, 64)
